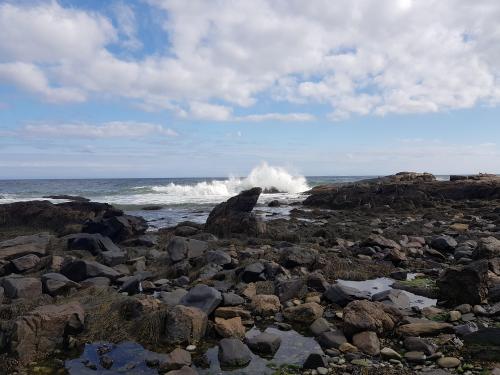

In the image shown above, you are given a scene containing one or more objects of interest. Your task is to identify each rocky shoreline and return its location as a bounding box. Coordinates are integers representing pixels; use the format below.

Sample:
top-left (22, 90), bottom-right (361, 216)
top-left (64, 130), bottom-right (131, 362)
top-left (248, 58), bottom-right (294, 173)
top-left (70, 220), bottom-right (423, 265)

top-left (0, 172), bottom-right (499, 374)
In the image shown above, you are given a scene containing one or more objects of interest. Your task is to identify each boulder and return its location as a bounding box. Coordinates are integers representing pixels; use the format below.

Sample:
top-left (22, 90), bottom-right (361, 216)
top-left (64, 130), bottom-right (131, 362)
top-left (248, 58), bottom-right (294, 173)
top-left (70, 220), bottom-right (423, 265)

top-left (279, 246), bottom-right (318, 269)
top-left (277, 278), bottom-right (307, 303)
top-left (218, 338), bottom-right (252, 368)
top-left (2, 302), bottom-right (84, 363)
top-left (159, 348), bottom-right (192, 372)
top-left (164, 305), bottom-right (207, 344)
top-left (431, 235), bottom-right (458, 252)
top-left (283, 302), bottom-right (324, 324)
top-left (473, 236), bottom-right (500, 259)
top-left (241, 262), bottom-right (265, 283)
top-left (362, 234), bottom-right (401, 250)
top-left (463, 328), bottom-right (500, 361)
top-left (398, 321), bottom-right (454, 336)
top-left (167, 237), bottom-right (208, 263)
top-left (42, 273), bottom-right (80, 296)
top-left (246, 332), bottom-right (281, 355)
top-left (317, 330), bottom-right (347, 349)
top-left (324, 284), bottom-right (371, 307)
top-left (179, 284), bottom-right (222, 315)
top-left (214, 317), bottom-right (246, 338)
top-left (251, 295), bottom-right (281, 316)
top-left (206, 250), bottom-right (232, 266)
top-left (2, 276), bottom-right (42, 299)
top-left (11, 254), bottom-right (41, 273)
top-left (403, 337), bottom-right (437, 355)
top-left (372, 289), bottom-right (410, 309)
top-left (438, 260), bottom-right (489, 305)
top-left (83, 214), bottom-right (147, 242)
top-left (0, 233), bottom-right (52, 261)
top-left (342, 300), bottom-right (403, 336)
top-left (64, 233), bottom-right (120, 255)
top-left (205, 187), bottom-right (265, 238)
top-left (352, 331), bottom-right (380, 356)
top-left (60, 259), bottom-right (120, 282)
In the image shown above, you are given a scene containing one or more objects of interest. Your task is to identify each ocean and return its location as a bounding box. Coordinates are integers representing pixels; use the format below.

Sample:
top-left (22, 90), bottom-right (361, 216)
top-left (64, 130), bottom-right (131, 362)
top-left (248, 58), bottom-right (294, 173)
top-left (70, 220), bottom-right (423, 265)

top-left (0, 164), bottom-right (449, 229)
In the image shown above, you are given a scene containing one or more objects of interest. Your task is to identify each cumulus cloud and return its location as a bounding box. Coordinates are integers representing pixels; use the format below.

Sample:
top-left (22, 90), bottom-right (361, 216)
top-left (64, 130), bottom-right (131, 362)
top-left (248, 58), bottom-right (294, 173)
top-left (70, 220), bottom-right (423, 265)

top-left (20, 121), bottom-right (178, 139)
top-left (1, 0), bottom-right (500, 118)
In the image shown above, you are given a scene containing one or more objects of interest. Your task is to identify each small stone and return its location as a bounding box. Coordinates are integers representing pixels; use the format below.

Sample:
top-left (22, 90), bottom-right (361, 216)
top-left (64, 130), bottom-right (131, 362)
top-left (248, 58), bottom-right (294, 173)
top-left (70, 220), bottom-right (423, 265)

top-left (380, 347), bottom-right (401, 360)
top-left (437, 357), bottom-right (461, 368)
top-left (404, 351), bottom-right (426, 364)
top-left (352, 331), bottom-right (380, 356)
top-left (317, 367), bottom-right (328, 375)
top-left (339, 342), bottom-right (358, 353)
top-left (448, 310), bottom-right (461, 322)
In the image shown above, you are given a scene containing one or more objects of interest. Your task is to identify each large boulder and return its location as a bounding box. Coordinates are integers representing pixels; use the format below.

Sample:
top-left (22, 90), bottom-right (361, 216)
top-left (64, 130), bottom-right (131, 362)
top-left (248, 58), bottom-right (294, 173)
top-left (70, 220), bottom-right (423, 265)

top-left (41, 273), bottom-right (80, 296)
top-left (166, 237), bottom-right (208, 263)
top-left (205, 188), bottom-right (265, 238)
top-left (0, 233), bottom-right (52, 261)
top-left (64, 233), bottom-right (121, 255)
top-left (473, 237), bottom-right (500, 259)
top-left (60, 258), bottom-right (120, 282)
top-left (342, 300), bottom-right (403, 336)
top-left (164, 305), bottom-right (207, 344)
top-left (179, 284), bottom-right (222, 315)
top-left (2, 276), bottom-right (42, 299)
top-left (218, 338), bottom-right (252, 368)
top-left (0, 200), bottom-right (121, 233)
top-left (82, 214), bottom-right (147, 243)
top-left (1, 302), bottom-right (84, 363)
top-left (10, 254), bottom-right (41, 273)
top-left (437, 260), bottom-right (489, 306)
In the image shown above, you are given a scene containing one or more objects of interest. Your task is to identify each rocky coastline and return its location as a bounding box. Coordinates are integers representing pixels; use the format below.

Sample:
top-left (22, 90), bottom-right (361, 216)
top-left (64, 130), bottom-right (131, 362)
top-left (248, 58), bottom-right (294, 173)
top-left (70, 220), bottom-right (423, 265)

top-left (0, 172), bottom-right (500, 374)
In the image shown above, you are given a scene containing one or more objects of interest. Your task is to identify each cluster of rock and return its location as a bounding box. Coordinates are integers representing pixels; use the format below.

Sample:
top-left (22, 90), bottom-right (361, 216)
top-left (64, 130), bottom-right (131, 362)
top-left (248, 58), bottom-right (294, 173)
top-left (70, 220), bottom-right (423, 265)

top-left (0, 175), bottom-right (499, 374)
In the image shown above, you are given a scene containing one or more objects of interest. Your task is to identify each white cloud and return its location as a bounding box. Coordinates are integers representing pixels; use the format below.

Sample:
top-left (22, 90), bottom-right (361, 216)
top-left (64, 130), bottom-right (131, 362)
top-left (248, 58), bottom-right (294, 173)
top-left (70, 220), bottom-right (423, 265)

top-left (1, 1), bottom-right (500, 118)
top-left (235, 113), bottom-right (316, 122)
top-left (20, 121), bottom-right (178, 139)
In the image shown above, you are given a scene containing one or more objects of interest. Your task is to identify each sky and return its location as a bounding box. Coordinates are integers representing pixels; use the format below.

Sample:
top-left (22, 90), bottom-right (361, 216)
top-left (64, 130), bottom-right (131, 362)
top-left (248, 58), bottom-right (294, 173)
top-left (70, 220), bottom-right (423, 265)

top-left (1, 0), bottom-right (500, 179)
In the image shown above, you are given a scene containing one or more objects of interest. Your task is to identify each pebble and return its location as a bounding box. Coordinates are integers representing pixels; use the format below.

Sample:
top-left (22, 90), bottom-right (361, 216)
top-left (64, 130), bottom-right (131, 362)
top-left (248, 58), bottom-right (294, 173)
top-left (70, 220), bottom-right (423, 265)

top-left (437, 357), bottom-right (461, 368)
top-left (317, 367), bottom-right (328, 375)
top-left (186, 345), bottom-right (196, 351)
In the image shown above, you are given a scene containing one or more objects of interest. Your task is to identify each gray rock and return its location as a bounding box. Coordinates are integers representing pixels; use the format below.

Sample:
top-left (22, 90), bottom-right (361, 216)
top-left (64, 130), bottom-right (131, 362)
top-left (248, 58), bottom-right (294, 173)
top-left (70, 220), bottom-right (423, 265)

top-left (352, 331), bottom-right (380, 355)
top-left (279, 246), bottom-right (318, 269)
top-left (161, 289), bottom-right (188, 306)
top-left (318, 330), bottom-right (347, 349)
top-left (64, 233), bottom-right (121, 255)
top-left (372, 289), bottom-right (410, 309)
top-left (167, 237), bottom-right (208, 263)
top-left (473, 237), bottom-right (500, 259)
top-left (241, 262), bottom-right (265, 283)
top-left (431, 235), bottom-right (458, 252)
top-left (61, 258), bottom-right (120, 282)
top-left (179, 284), bottom-right (222, 315)
top-left (309, 317), bottom-right (331, 336)
top-left (164, 305), bottom-right (208, 344)
top-left (323, 284), bottom-right (370, 307)
top-left (0, 233), bottom-right (52, 261)
top-left (222, 292), bottom-right (245, 306)
top-left (2, 276), bottom-right (42, 299)
top-left (218, 338), bottom-right (252, 368)
top-left (11, 254), bottom-right (41, 273)
top-left (206, 250), bottom-right (232, 266)
top-left (277, 278), bottom-right (307, 303)
top-left (246, 332), bottom-right (281, 355)
top-left (403, 337), bottom-right (437, 355)
top-left (404, 351), bottom-right (426, 364)
top-left (42, 273), bottom-right (80, 296)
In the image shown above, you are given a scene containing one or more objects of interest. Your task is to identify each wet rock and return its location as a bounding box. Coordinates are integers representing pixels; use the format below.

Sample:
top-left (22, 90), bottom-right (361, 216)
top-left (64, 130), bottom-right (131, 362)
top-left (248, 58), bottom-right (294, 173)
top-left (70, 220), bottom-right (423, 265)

top-left (438, 260), bottom-right (489, 305)
top-left (100, 355), bottom-right (113, 369)
top-left (179, 284), bottom-right (222, 315)
top-left (42, 273), bottom-right (80, 296)
top-left (279, 246), bottom-right (318, 268)
top-left (437, 357), bottom-right (461, 368)
top-left (167, 237), bottom-right (208, 263)
top-left (61, 258), bottom-right (120, 282)
top-left (403, 337), bottom-right (437, 355)
top-left (241, 262), bottom-right (265, 282)
top-left (431, 235), bottom-right (458, 252)
top-left (352, 331), bottom-right (380, 355)
top-left (159, 348), bottom-right (192, 372)
top-left (2, 276), bottom-right (42, 299)
top-left (283, 302), bottom-right (324, 324)
top-left (164, 305), bottom-right (208, 344)
top-left (214, 317), bottom-right (246, 338)
top-left (205, 187), bottom-right (265, 238)
top-left (343, 300), bottom-right (403, 336)
top-left (324, 284), bottom-right (370, 307)
top-left (318, 330), bottom-right (347, 349)
top-left (398, 321), bottom-right (453, 336)
top-left (11, 254), bottom-right (41, 273)
top-left (246, 332), bottom-right (281, 355)
top-left (0, 233), bottom-right (52, 261)
top-left (218, 338), bottom-right (252, 368)
top-left (302, 352), bottom-right (328, 369)
top-left (251, 294), bottom-right (281, 316)
top-left (3, 302), bottom-right (84, 363)
top-left (473, 236), bottom-right (500, 259)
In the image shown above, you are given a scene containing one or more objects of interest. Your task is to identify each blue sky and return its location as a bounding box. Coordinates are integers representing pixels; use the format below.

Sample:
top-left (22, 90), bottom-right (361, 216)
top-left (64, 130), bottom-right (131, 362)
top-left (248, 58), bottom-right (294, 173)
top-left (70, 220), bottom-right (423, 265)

top-left (1, 0), bottom-right (500, 179)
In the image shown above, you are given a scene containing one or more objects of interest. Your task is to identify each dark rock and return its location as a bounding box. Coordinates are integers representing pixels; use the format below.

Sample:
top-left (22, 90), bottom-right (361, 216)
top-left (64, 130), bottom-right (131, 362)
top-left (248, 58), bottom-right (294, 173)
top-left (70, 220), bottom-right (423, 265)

top-left (307, 273), bottom-right (329, 292)
top-left (279, 246), bottom-right (318, 269)
top-left (175, 225), bottom-right (199, 237)
top-left (141, 205), bottom-right (163, 211)
top-left (164, 305), bottom-right (208, 344)
top-left (223, 292), bottom-right (245, 306)
top-left (267, 200), bottom-right (280, 207)
top-left (473, 237), bottom-right (500, 259)
top-left (438, 260), bottom-right (489, 305)
top-left (83, 214), bottom-right (147, 243)
top-left (431, 235), bottom-right (458, 252)
top-left (218, 338), bottom-right (252, 368)
top-left (100, 355), bottom-right (113, 369)
top-left (42, 273), bottom-right (80, 296)
top-left (206, 250), bottom-right (232, 266)
top-left (64, 233), bottom-right (121, 255)
top-left (167, 237), bottom-right (208, 263)
top-left (302, 352), bottom-right (328, 369)
top-left (159, 348), bottom-right (192, 372)
top-left (179, 284), bottom-right (222, 315)
top-left (43, 195), bottom-right (90, 202)
top-left (205, 188), bottom-right (265, 238)
top-left (11, 254), bottom-right (41, 273)
top-left (463, 328), bottom-right (500, 361)
top-left (60, 258), bottom-right (120, 282)
top-left (323, 284), bottom-right (370, 307)
top-left (246, 332), bottom-right (281, 355)
top-left (318, 330), bottom-right (347, 349)
top-left (2, 276), bottom-right (42, 299)
top-left (403, 337), bottom-right (437, 355)
top-left (277, 278), bottom-right (307, 303)
top-left (372, 289), bottom-right (410, 309)
top-left (241, 262), bottom-right (265, 283)
top-left (342, 300), bottom-right (403, 336)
